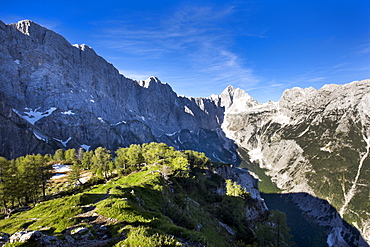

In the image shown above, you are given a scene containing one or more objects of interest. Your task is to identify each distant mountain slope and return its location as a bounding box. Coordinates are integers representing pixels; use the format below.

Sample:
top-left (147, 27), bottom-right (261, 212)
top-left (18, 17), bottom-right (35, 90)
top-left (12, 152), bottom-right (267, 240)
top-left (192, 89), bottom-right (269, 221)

top-left (222, 80), bottom-right (370, 246)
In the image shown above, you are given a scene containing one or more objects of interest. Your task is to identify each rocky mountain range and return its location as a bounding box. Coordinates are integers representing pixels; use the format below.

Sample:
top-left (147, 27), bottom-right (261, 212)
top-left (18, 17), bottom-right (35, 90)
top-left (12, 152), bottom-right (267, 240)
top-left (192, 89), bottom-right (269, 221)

top-left (223, 80), bottom-right (370, 246)
top-left (0, 20), bottom-right (369, 246)
top-left (0, 19), bottom-right (235, 164)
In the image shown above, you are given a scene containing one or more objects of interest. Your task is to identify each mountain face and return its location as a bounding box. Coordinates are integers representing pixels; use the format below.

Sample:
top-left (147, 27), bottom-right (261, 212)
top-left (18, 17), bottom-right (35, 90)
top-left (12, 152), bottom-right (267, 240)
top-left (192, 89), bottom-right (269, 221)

top-left (222, 81), bottom-right (370, 246)
top-left (0, 20), bottom-right (236, 164)
top-left (1, 20), bottom-right (369, 246)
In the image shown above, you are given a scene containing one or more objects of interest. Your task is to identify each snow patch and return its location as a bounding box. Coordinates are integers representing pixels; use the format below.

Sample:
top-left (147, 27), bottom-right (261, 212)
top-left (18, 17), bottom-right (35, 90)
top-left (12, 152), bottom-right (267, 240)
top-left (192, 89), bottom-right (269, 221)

top-left (139, 76), bottom-right (160, 88)
top-left (61, 110), bottom-right (75, 115)
top-left (178, 136), bottom-right (183, 144)
top-left (51, 164), bottom-right (71, 180)
top-left (81, 144), bottom-right (90, 151)
top-left (112, 120), bottom-right (127, 126)
top-left (13, 107), bottom-right (57, 125)
top-left (166, 131), bottom-right (179, 137)
top-left (212, 153), bottom-right (227, 163)
top-left (79, 173), bottom-right (90, 184)
top-left (51, 173), bottom-right (67, 179)
top-left (217, 220), bottom-right (236, 236)
top-left (34, 132), bottom-right (47, 142)
top-left (54, 137), bottom-right (72, 147)
top-left (53, 164), bottom-right (72, 173)
top-left (248, 171), bottom-right (261, 181)
top-left (184, 106), bottom-right (194, 116)
top-left (97, 117), bottom-right (105, 124)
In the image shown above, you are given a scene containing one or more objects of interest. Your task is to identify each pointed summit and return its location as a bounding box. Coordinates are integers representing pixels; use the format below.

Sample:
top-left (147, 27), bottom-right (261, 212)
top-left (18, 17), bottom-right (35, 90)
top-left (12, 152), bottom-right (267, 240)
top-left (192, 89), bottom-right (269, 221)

top-left (9, 19), bottom-right (70, 46)
top-left (138, 76), bottom-right (162, 88)
top-left (219, 85), bottom-right (257, 109)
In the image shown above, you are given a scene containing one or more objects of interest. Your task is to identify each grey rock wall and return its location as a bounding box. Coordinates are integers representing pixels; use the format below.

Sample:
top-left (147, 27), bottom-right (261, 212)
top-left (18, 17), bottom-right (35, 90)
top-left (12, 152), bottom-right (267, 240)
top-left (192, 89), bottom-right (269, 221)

top-left (0, 20), bottom-right (236, 163)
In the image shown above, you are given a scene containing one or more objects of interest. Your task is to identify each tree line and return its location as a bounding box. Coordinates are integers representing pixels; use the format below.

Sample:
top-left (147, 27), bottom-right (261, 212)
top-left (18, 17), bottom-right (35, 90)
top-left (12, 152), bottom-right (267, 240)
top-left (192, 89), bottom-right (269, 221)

top-left (0, 142), bottom-right (293, 246)
top-left (0, 143), bottom-right (212, 212)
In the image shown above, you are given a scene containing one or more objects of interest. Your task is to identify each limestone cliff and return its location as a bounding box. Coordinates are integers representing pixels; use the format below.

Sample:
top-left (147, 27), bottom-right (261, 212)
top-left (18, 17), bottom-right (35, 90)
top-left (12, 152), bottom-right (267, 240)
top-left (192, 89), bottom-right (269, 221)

top-left (220, 80), bottom-right (370, 245)
top-left (0, 20), bottom-right (236, 164)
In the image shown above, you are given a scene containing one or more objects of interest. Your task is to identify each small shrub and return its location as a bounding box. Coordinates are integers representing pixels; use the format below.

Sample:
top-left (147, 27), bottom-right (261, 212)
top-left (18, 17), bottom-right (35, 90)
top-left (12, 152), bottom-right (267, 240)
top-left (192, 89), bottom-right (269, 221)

top-left (117, 226), bottom-right (180, 247)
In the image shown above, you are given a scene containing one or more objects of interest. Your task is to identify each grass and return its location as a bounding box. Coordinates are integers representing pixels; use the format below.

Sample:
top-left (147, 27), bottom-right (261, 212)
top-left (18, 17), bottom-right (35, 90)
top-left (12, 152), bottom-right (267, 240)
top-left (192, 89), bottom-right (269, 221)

top-left (90, 167), bottom-right (235, 246)
top-left (0, 195), bottom-right (84, 234)
top-left (0, 158), bottom-right (267, 246)
top-left (114, 226), bottom-right (181, 247)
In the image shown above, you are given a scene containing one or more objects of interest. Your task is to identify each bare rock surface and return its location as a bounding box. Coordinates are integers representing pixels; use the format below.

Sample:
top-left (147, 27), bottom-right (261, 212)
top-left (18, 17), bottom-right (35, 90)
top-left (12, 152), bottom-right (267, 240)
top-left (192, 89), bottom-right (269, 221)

top-left (0, 20), bottom-right (236, 164)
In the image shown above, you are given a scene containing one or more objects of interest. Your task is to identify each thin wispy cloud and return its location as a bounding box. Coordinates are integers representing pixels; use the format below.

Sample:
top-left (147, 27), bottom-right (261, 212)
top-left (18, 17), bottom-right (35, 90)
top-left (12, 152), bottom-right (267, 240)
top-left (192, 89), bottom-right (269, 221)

top-left (192, 46), bottom-right (259, 88)
top-left (94, 4), bottom-right (260, 95)
top-left (354, 40), bottom-right (370, 55)
top-left (306, 77), bottom-right (327, 83)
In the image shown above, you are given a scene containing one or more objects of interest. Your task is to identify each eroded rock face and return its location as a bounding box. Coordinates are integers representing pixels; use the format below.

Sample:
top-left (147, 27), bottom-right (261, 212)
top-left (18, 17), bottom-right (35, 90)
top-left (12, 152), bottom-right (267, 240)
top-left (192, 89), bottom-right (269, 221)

top-left (220, 80), bottom-right (370, 245)
top-left (0, 20), bottom-right (236, 164)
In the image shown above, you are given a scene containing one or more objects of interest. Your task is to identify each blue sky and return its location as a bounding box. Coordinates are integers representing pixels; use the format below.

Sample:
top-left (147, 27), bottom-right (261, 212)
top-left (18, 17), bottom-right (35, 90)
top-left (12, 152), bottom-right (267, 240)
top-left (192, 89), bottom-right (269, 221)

top-left (2, 0), bottom-right (369, 102)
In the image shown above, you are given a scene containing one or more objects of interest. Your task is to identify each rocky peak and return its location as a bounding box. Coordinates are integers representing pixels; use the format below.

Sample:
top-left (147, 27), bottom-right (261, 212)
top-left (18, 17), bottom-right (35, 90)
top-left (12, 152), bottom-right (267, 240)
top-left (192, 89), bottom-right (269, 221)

top-left (12, 20), bottom-right (33, 35)
top-left (218, 85), bottom-right (257, 111)
top-left (138, 76), bottom-right (163, 88)
top-left (279, 86), bottom-right (316, 106)
top-left (9, 20), bottom-right (66, 47)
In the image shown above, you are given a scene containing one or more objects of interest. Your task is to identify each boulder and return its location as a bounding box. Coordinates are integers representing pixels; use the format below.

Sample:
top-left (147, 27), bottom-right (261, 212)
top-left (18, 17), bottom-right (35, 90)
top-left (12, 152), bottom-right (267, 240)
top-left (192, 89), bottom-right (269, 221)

top-left (9, 230), bottom-right (42, 243)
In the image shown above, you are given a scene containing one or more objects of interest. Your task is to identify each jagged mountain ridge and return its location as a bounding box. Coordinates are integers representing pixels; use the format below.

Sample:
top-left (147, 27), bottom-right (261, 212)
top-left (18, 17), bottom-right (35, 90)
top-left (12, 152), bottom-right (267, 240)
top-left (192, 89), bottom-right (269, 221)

top-left (222, 80), bottom-right (370, 246)
top-left (0, 20), bottom-right (369, 246)
top-left (0, 20), bottom-right (235, 163)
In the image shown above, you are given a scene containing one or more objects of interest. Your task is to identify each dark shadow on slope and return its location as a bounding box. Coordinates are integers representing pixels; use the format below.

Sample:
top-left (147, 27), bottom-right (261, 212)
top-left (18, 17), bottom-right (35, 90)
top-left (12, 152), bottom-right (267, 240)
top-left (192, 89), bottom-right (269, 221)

top-left (261, 192), bottom-right (369, 247)
top-left (235, 144), bottom-right (368, 246)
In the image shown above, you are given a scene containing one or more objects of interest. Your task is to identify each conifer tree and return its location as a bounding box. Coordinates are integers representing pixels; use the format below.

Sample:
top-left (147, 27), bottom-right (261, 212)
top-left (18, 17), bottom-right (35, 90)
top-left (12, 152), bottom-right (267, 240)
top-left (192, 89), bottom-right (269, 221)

top-left (82, 150), bottom-right (93, 170)
top-left (115, 147), bottom-right (129, 171)
top-left (256, 210), bottom-right (293, 247)
top-left (69, 160), bottom-right (82, 185)
top-left (54, 149), bottom-right (65, 162)
top-left (226, 179), bottom-right (250, 199)
top-left (91, 147), bottom-right (112, 180)
top-left (0, 157), bottom-right (10, 211)
top-left (65, 148), bottom-right (77, 163)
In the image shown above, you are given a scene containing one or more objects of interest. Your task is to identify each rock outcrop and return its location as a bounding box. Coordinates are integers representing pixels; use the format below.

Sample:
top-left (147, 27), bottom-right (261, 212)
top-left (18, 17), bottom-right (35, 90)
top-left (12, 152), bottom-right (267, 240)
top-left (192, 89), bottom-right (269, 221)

top-left (216, 165), bottom-right (268, 222)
